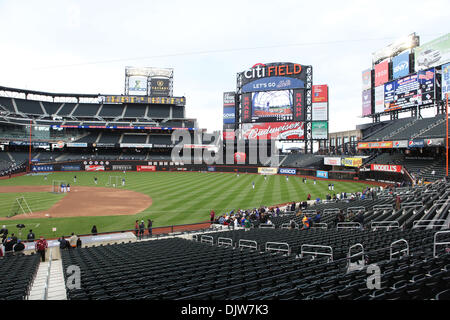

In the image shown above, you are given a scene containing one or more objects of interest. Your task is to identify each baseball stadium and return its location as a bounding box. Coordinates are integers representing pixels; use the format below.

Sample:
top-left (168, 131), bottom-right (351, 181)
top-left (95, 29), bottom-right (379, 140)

top-left (0, 3), bottom-right (450, 309)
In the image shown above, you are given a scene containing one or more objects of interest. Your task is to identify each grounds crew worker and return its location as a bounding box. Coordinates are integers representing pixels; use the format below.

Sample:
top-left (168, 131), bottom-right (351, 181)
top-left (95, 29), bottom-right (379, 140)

top-left (35, 236), bottom-right (48, 262)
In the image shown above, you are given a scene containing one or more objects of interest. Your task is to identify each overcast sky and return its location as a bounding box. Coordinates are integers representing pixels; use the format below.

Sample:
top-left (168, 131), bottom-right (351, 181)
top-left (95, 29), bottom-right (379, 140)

top-left (0, 0), bottom-right (448, 134)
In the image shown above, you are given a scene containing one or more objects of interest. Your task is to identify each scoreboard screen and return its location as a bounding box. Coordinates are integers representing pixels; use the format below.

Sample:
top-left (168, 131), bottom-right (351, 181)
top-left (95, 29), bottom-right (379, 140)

top-left (104, 95), bottom-right (185, 106)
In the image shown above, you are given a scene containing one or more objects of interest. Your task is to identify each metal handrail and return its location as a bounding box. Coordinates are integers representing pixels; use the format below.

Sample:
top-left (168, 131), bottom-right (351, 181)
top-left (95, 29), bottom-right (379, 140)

top-left (311, 223), bottom-right (328, 230)
top-left (433, 230), bottom-right (450, 258)
top-left (337, 222), bottom-right (362, 230)
top-left (238, 239), bottom-right (258, 251)
top-left (413, 220), bottom-right (448, 229)
top-left (371, 221), bottom-right (400, 231)
top-left (300, 244), bottom-right (333, 262)
top-left (200, 235), bottom-right (213, 245)
top-left (259, 224), bottom-right (275, 229)
top-left (265, 242), bottom-right (290, 255)
top-left (390, 239), bottom-right (409, 261)
top-left (217, 237), bottom-right (233, 247)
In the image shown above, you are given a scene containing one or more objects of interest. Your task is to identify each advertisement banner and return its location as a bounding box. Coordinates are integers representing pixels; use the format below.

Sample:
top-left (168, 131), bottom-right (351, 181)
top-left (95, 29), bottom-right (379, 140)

top-left (362, 89), bottom-right (372, 116)
top-left (223, 130), bottom-right (235, 141)
top-left (316, 170), bottom-right (329, 179)
top-left (425, 138), bottom-right (444, 147)
top-left (414, 33), bottom-right (450, 71)
top-left (312, 85), bottom-right (328, 103)
top-left (112, 165), bottom-right (133, 171)
top-left (258, 167), bottom-right (278, 175)
top-left (66, 142), bottom-right (88, 148)
top-left (223, 92), bottom-right (235, 106)
top-left (241, 93), bottom-right (252, 122)
top-left (443, 63), bottom-right (450, 98)
top-left (357, 141), bottom-right (393, 149)
top-left (207, 166), bottom-right (216, 172)
top-left (292, 89), bottom-right (305, 121)
top-left (32, 165), bottom-right (54, 172)
top-left (393, 140), bottom-right (409, 148)
top-left (384, 74), bottom-right (419, 111)
top-left (311, 122), bottom-right (328, 139)
top-left (417, 68), bottom-right (435, 106)
top-left (312, 103), bottom-right (328, 121)
top-left (408, 139), bottom-right (425, 148)
top-left (279, 168), bottom-right (297, 175)
top-left (374, 85), bottom-right (385, 113)
top-left (128, 76), bottom-right (148, 96)
top-left (362, 69), bottom-right (372, 90)
top-left (241, 122), bottom-right (304, 140)
top-left (61, 165), bottom-right (81, 171)
top-left (374, 60), bottom-right (389, 87)
top-left (136, 165), bottom-right (156, 172)
top-left (223, 106), bottom-right (235, 124)
top-left (392, 51), bottom-right (410, 79)
top-left (150, 78), bottom-right (170, 97)
top-left (371, 164), bottom-right (403, 173)
top-left (341, 158), bottom-right (363, 167)
top-left (9, 141), bottom-right (49, 147)
top-left (104, 95), bottom-right (185, 106)
top-left (119, 143), bottom-right (153, 148)
top-left (324, 157), bottom-right (341, 165)
top-left (85, 165), bottom-right (105, 171)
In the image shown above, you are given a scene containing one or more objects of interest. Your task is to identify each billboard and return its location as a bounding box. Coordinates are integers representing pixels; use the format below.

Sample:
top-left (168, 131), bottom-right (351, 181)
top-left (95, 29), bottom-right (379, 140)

top-left (150, 78), bottom-right (170, 97)
top-left (223, 130), bottom-right (235, 141)
top-left (104, 95), bottom-right (185, 106)
top-left (312, 102), bottom-right (328, 121)
top-left (414, 33), bottom-right (450, 71)
top-left (408, 139), bottom-right (424, 148)
top-left (85, 165), bottom-right (105, 171)
top-left (279, 168), bottom-right (297, 175)
top-left (66, 142), bottom-right (87, 148)
top-left (443, 63), bottom-right (450, 98)
top-left (234, 152), bottom-right (246, 164)
top-left (61, 165), bottom-right (81, 171)
top-left (223, 107), bottom-right (235, 124)
top-left (393, 140), bottom-right (408, 148)
top-left (370, 164), bottom-right (403, 173)
top-left (362, 89), bottom-right (372, 116)
top-left (384, 74), bottom-right (419, 111)
top-left (128, 76), bottom-right (148, 96)
top-left (372, 33), bottom-right (419, 65)
top-left (136, 165), bottom-right (156, 172)
top-left (362, 69), bottom-right (372, 91)
top-left (417, 68), bottom-right (435, 105)
top-left (241, 122), bottom-right (304, 140)
top-left (324, 157), bottom-right (341, 165)
top-left (374, 60), bottom-right (389, 87)
top-left (392, 51), bottom-right (410, 79)
top-left (316, 170), bottom-right (329, 179)
top-left (311, 122), bottom-right (328, 139)
top-left (374, 85), bottom-right (385, 113)
top-left (32, 165), bottom-right (54, 172)
top-left (341, 158), bottom-right (363, 167)
top-left (240, 63), bottom-right (307, 92)
top-left (251, 90), bottom-right (293, 122)
top-left (258, 167), bottom-right (278, 175)
top-left (312, 85), bottom-right (328, 103)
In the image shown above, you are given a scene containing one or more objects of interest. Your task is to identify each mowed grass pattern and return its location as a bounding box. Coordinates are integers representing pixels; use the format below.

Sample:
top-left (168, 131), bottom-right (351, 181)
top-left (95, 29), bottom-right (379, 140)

top-left (0, 171), bottom-right (372, 239)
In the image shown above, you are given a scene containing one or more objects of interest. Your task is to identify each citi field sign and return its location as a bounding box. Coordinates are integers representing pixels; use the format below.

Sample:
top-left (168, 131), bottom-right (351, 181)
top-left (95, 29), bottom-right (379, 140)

top-left (240, 62), bottom-right (308, 92)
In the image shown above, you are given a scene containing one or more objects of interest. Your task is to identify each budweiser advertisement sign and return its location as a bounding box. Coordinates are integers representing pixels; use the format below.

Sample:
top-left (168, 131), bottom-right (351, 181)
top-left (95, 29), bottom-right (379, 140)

top-left (137, 165), bottom-right (156, 172)
top-left (370, 164), bottom-right (403, 173)
top-left (241, 122), bottom-right (304, 140)
top-left (85, 165), bottom-right (105, 172)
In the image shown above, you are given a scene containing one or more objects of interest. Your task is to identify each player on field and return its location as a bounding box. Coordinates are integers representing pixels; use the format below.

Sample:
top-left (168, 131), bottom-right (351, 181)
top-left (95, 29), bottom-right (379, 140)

top-left (252, 181), bottom-right (255, 189)
top-left (94, 177), bottom-right (98, 185)
top-left (67, 183), bottom-right (71, 192)
top-left (122, 178), bottom-right (125, 186)
top-left (74, 175), bottom-right (77, 183)
top-left (286, 175), bottom-right (289, 181)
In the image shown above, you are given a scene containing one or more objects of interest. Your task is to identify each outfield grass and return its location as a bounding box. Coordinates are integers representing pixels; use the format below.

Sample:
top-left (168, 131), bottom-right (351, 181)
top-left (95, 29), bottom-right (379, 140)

top-left (0, 171), bottom-right (372, 239)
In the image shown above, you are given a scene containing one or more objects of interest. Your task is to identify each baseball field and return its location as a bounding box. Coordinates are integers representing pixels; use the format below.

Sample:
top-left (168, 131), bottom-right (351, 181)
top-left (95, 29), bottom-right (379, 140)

top-left (0, 171), bottom-right (373, 239)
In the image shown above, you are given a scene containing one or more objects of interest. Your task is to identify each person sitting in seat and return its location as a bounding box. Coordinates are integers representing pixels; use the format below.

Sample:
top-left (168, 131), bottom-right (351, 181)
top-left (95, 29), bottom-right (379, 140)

top-left (301, 215), bottom-right (310, 230)
top-left (13, 239), bottom-right (25, 255)
top-left (289, 219), bottom-right (296, 230)
top-left (313, 211), bottom-right (321, 224)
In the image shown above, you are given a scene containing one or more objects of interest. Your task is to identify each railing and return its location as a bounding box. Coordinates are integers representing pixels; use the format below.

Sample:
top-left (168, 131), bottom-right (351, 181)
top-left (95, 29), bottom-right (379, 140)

top-left (259, 224), bottom-right (275, 229)
top-left (217, 237), bottom-right (233, 248)
top-left (401, 202), bottom-right (423, 209)
top-left (300, 244), bottom-right (333, 262)
top-left (373, 204), bottom-right (394, 210)
top-left (346, 207), bottom-right (365, 214)
top-left (265, 242), bottom-right (290, 255)
top-left (433, 230), bottom-right (450, 258)
top-left (311, 223), bottom-right (328, 230)
top-left (43, 249), bottom-right (53, 300)
top-left (413, 219), bottom-right (448, 229)
top-left (337, 222), bottom-right (362, 230)
top-left (238, 239), bottom-right (258, 251)
top-left (323, 208), bottom-right (341, 214)
top-left (200, 235), bottom-right (213, 245)
top-left (389, 239), bottom-right (409, 261)
top-left (371, 221), bottom-right (400, 231)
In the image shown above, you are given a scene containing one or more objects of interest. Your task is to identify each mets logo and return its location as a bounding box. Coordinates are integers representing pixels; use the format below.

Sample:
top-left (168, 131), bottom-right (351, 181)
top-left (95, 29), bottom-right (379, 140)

top-left (156, 80), bottom-right (164, 87)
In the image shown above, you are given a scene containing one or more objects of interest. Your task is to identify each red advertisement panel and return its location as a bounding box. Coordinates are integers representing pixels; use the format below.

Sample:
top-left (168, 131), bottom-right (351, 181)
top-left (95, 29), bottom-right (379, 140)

top-left (293, 89), bottom-right (305, 121)
top-left (85, 165), bottom-right (105, 171)
top-left (223, 130), bottom-right (235, 140)
top-left (241, 93), bottom-right (252, 122)
top-left (234, 152), bottom-right (246, 164)
top-left (370, 164), bottom-right (403, 173)
top-left (312, 85), bottom-right (328, 103)
top-left (374, 60), bottom-right (389, 87)
top-left (241, 122), bottom-right (304, 140)
top-left (137, 165), bottom-right (156, 172)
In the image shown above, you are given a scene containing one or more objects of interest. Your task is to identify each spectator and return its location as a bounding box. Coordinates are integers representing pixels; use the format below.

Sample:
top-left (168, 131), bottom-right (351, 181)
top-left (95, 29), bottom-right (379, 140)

top-left (35, 236), bottom-right (48, 262)
top-left (147, 219), bottom-right (153, 237)
top-left (91, 225), bottom-right (98, 235)
top-left (76, 236), bottom-right (82, 248)
top-left (3, 237), bottom-right (15, 256)
top-left (69, 233), bottom-right (77, 249)
top-left (134, 220), bottom-right (139, 237)
top-left (0, 245), bottom-right (2, 257)
top-left (301, 215), bottom-right (310, 230)
top-left (27, 229), bottom-right (35, 243)
top-left (58, 236), bottom-right (68, 250)
top-left (395, 195), bottom-right (401, 210)
top-left (210, 210), bottom-right (215, 223)
top-left (0, 225), bottom-right (8, 243)
top-left (313, 211), bottom-right (321, 224)
top-left (307, 194), bottom-right (311, 201)
top-left (10, 233), bottom-right (17, 245)
top-left (244, 218), bottom-right (251, 231)
top-left (139, 220), bottom-right (145, 239)
top-left (13, 239), bottom-right (25, 254)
